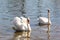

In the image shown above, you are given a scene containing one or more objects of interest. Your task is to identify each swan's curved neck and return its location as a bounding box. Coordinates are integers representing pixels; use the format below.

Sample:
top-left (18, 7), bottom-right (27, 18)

top-left (48, 9), bottom-right (50, 32)
top-left (27, 18), bottom-right (30, 31)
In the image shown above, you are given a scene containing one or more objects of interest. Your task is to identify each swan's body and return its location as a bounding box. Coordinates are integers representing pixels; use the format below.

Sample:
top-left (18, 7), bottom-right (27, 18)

top-left (12, 16), bottom-right (31, 31)
top-left (38, 17), bottom-right (51, 25)
top-left (38, 9), bottom-right (51, 25)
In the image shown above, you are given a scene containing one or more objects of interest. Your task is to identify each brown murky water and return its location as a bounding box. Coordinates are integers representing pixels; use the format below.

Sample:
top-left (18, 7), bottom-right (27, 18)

top-left (0, 0), bottom-right (60, 40)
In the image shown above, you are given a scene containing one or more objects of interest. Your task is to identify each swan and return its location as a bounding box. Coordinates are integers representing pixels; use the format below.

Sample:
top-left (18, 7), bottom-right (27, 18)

top-left (12, 16), bottom-right (31, 32)
top-left (38, 9), bottom-right (51, 25)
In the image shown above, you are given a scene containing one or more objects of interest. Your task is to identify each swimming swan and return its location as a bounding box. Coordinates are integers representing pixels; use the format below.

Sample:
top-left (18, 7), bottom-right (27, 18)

top-left (12, 16), bottom-right (31, 31)
top-left (38, 9), bottom-right (51, 25)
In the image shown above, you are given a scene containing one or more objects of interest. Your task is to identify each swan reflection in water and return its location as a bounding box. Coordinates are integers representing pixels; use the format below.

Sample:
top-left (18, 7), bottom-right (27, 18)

top-left (47, 25), bottom-right (50, 40)
top-left (12, 16), bottom-right (31, 40)
top-left (12, 31), bottom-right (31, 40)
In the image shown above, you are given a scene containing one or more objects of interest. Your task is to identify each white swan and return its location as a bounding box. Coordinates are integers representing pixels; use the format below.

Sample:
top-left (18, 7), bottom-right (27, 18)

top-left (38, 9), bottom-right (51, 25)
top-left (12, 16), bottom-right (31, 31)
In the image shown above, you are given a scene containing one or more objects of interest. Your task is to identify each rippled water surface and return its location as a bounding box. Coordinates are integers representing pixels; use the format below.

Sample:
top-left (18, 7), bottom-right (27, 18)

top-left (0, 0), bottom-right (60, 40)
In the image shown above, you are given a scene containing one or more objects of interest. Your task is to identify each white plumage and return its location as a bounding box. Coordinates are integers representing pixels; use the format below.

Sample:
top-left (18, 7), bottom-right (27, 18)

top-left (12, 16), bottom-right (31, 31)
top-left (38, 17), bottom-right (51, 25)
top-left (38, 9), bottom-right (51, 25)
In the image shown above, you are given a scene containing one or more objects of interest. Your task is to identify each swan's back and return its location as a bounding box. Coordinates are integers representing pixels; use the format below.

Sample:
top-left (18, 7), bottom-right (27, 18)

top-left (20, 17), bottom-right (27, 25)
top-left (13, 17), bottom-right (21, 27)
top-left (39, 17), bottom-right (51, 24)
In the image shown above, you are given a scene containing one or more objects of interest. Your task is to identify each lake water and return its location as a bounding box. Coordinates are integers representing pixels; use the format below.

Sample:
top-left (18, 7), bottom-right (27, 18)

top-left (0, 0), bottom-right (60, 40)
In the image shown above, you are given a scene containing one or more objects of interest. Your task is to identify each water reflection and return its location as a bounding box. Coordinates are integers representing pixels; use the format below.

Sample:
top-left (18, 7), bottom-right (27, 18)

top-left (47, 31), bottom-right (50, 40)
top-left (47, 25), bottom-right (50, 40)
top-left (12, 31), bottom-right (31, 40)
top-left (38, 24), bottom-right (51, 40)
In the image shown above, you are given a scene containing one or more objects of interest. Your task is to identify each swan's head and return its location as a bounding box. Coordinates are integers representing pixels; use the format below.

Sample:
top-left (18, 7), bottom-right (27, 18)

top-left (48, 9), bottom-right (50, 13)
top-left (27, 17), bottom-right (30, 24)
